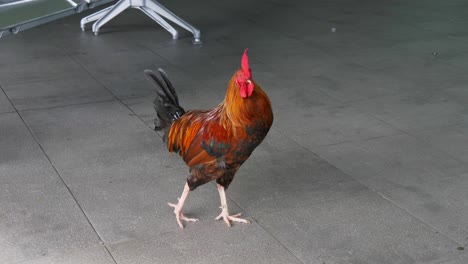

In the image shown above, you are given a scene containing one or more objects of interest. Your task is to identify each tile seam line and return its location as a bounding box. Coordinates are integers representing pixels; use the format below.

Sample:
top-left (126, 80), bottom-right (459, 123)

top-left (0, 84), bottom-right (119, 264)
top-left (66, 48), bottom-right (163, 136)
top-left (252, 190), bottom-right (465, 264)
top-left (405, 127), bottom-right (468, 168)
top-left (144, 44), bottom-right (209, 76)
top-left (224, 191), bottom-right (305, 264)
top-left (0, 110), bottom-right (17, 115)
top-left (55, 44), bottom-right (170, 257)
top-left (11, 93), bottom-right (151, 113)
top-left (205, 177), bottom-right (304, 263)
top-left (350, 103), bottom-right (468, 166)
top-left (1, 75), bottom-right (89, 87)
top-left (67, 165), bottom-right (188, 188)
top-left (277, 127), bottom-right (465, 247)
top-left (345, 96), bottom-right (468, 137)
top-left (16, 98), bottom-right (118, 113)
top-left (103, 230), bottom-right (176, 248)
top-left (402, 121), bottom-right (468, 134)
top-left (376, 191), bottom-right (465, 247)
top-left (346, 104), bottom-right (408, 135)
top-left (305, 131), bottom-right (407, 149)
top-left (7, 244), bottom-right (114, 264)
top-left (247, 190), bottom-right (368, 218)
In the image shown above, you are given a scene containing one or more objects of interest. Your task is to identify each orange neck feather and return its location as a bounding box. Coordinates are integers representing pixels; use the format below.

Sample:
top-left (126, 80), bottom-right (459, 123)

top-left (218, 72), bottom-right (270, 136)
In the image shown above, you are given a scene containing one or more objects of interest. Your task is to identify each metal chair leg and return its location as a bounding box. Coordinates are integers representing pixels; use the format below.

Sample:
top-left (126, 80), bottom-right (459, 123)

top-left (80, 5), bottom-right (113, 31)
top-left (144, 0), bottom-right (201, 44)
top-left (138, 6), bottom-right (178, 39)
top-left (91, 0), bottom-right (131, 35)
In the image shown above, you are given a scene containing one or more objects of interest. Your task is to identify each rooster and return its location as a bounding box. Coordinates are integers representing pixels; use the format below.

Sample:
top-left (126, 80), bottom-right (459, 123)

top-left (144, 49), bottom-right (273, 228)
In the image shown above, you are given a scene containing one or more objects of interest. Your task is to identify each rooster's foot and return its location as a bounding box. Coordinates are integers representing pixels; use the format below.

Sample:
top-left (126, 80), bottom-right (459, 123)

top-left (168, 201), bottom-right (199, 229)
top-left (215, 210), bottom-right (250, 227)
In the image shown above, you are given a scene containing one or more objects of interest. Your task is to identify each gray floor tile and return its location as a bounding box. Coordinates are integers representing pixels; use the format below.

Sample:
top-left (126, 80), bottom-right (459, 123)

top-left (273, 104), bottom-right (401, 148)
top-left (443, 84), bottom-right (468, 106)
top-left (0, 28), bottom-right (66, 64)
top-left (255, 191), bottom-right (462, 264)
top-left (382, 172), bottom-right (468, 245)
top-left (0, 90), bottom-right (15, 113)
top-left (1, 115), bottom-right (100, 264)
top-left (108, 221), bottom-right (302, 264)
top-left (350, 90), bottom-right (468, 132)
top-left (73, 49), bottom-right (170, 99)
top-left (199, 19), bottom-right (265, 42)
top-left (312, 65), bottom-right (409, 103)
top-left (121, 96), bottom-right (156, 128)
top-left (303, 24), bottom-right (397, 56)
top-left (419, 17), bottom-right (467, 37)
top-left (0, 183), bottom-right (100, 263)
top-left (431, 252), bottom-right (468, 264)
top-left (353, 16), bottom-right (439, 46)
top-left (3, 77), bottom-right (114, 111)
top-left (258, 71), bottom-right (341, 112)
top-left (54, 29), bottom-right (148, 57)
top-left (72, 48), bottom-right (167, 75)
top-left (21, 101), bottom-right (182, 185)
top-left (0, 56), bottom-right (89, 86)
top-left (315, 22), bottom-right (447, 67)
top-left (47, 9), bottom-right (171, 55)
top-left (412, 124), bottom-right (468, 163)
top-left (250, 48), bottom-right (336, 83)
top-left (218, 28), bottom-right (312, 63)
top-left (96, 78), bottom-right (155, 99)
top-left (444, 52), bottom-right (468, 72)
top-left (374, 62), bottom-right (468, 96)
top-left (143, 0), bottom-right (237, 34)
top-left (388, 37), bottom-right (468, 67)
top-left (153, 44), bottom-right (250, 79)
top-left (323, 43), bottom-right (428, 74)
top-left (12, 245), bottom-right (114, 264)
top-left (313, 133), bottom-right (468, 244)
top-left (0, 112), bottom-right (57, 185)
top-left (313, 134), bottom-right (468, 192)
top-left (244, 3), bottom-right (336, 40)
top-left (228, 130), bottom-right (367, 215)
top-left (205, 0), bottom-right (263, 20)
top-left (68, 168), bottom-right (244, 244)
top-left (176, 79), bottom-right (230, 110)
top-left (245, 128), bottom-right (307, 160)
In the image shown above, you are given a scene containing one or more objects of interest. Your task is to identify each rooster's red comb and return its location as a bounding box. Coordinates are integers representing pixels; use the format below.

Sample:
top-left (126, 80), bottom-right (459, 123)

top-left (241, 48), bottom-right (251, 79)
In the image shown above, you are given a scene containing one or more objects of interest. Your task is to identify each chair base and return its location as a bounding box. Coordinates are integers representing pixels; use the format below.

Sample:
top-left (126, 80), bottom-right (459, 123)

top-left (80, 0), bottom-right (201, 44)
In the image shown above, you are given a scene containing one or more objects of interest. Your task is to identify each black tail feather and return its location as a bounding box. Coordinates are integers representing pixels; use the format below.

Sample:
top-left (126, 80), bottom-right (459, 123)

top-left (158, 69), bottom-right (179, 105)
top-left (144, 69), bottom-right (185, 137)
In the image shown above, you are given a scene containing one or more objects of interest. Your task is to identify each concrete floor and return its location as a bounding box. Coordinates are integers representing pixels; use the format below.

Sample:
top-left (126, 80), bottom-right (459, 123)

top-left (1, 0), bottom-right (468, 263)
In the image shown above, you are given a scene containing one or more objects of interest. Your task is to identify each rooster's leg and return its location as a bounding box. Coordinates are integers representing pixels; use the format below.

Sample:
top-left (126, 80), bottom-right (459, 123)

top-left (168, 182), bottom-right (199, 228)
top-left (215, 184), bottom-right (250, 227)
